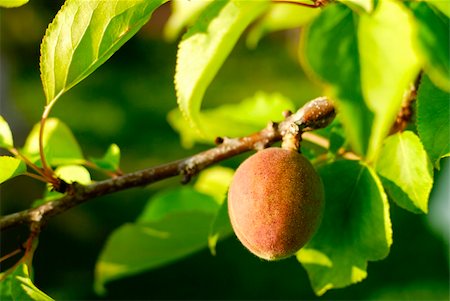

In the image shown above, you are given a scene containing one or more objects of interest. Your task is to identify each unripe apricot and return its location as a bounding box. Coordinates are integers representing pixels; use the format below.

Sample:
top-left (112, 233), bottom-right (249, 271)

top-left (228, 147), bottom-right (324, 260)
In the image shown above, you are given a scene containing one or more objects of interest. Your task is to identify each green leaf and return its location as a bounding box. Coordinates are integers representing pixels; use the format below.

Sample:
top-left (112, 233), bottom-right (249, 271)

top-left (168, 91), bottom-right (294, 147)
top-left (95, 186), bottom-right (221, 294)
top-left (208, 198), bottom-right (233, 256)
top-left (358, 0), bottom-right (421, 160)
top-left (32, 166), bottom-right (90, 207)
top-left (298, 160), bottom-right (392, 295)
top-left (95, 215), bottom-right (213, 295)
top-left (137, 187), bottom-right (219, 224)
top-left (339, 0), bottom-right (375, 13)
top-left (328, 123), bottom-right (346, 156)
top-left (22, 118), bottom-right (84, 167)
top-left (376, 131), bottom-right (433, 214)
top-left (406, 2), bottom-right (450, 92)
top-left (0, 263), bottom-right (54, 301)
top-left (0, 116), bottom-right (14, 149)
top-left (417, 75), bottom-right (450, 168)
top-left (164, 0), bottom-right (212, 41)
top-left (194, 166), bottom-right (234, 204)
top-left (302, 0), bottom-right (421, 160)
top-left (301, 4), bottom-right (373, 156)
top-left (175, 0), bottom-right (269, 135)
top-left (32, 190), bottom-right (63, 208)
top-left (90, 143), bottom-right (121, 172)
top-left (0, 0), bottom-right (28, 8)
top-left (40, 0), bottom-right (167, 105)
top-left (0, 156), bottom-right (26, 184)
top-left (55, 165), bottom-right (91, 185)
top-left (424, 0), bottom-right (450, 19)
top-left (246, 3), bottom-right (319, 48)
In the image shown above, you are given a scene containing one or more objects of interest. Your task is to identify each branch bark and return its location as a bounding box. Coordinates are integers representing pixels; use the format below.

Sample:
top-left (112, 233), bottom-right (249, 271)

top-left (0, 97), bottom-right (335, 231)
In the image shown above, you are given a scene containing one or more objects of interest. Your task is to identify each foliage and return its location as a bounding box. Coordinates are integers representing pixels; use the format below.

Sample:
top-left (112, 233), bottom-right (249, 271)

top-left (0, 0), bottom-right (449, 299)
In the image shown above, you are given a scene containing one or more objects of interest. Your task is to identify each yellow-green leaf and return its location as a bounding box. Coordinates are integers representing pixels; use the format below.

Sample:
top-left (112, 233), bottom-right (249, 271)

top-left (0, 0), bottom-right (28, 8)
top-left (358, 0), bottom-right (421, 160)
top-left (40, 0), bottom-right (167, 105)
top-left (175, 0), bottom-right (269, 136)
top-left (0, 116), bottom-right (13, 149)
top-left (0, 156), bottom-right (26, 184)
top-left (376, 131), bottom-right (433, 214)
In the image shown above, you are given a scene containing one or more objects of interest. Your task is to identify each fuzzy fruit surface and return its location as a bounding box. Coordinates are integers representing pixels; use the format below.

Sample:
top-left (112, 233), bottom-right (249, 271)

top-left (228, 147), bottom-right (324, 260)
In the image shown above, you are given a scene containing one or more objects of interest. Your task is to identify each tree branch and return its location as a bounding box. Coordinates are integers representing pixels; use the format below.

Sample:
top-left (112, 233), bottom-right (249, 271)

top-left (0, 97), bottom-right (336, 231)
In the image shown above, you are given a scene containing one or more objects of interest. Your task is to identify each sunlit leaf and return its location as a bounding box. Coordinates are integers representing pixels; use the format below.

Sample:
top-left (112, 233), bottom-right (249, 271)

top-left (175, 0), bottom-right (269, 135)
top-left (301, 4), bottom-right (373, 156)
top-left (40, 0), bottom-right (168, 105)
top-left (0, 156), bottom-right (26, 184)
top-left (417, 75), bottom-right (450, 168)
top-left (358, 0), bottom-right (421, 160)
top-left (22, 118), bottom-right (84, 167)
top-left (406, 2), bottom-right (450, 92)
top-left (90, 143), bottom-right (121, 172)
top-left (55, 165), bottom-right (91, 185)
top-left (246, 3), bottom-right (319, 48)
top-left (194, 166), bottom-right (234, 204)
top-left (423, 0), bottom-right (450, 18)
top-left (208, 198), bottom-right (233, 255)
top-left (0, 0), bottom-right (28, 8)
top-left (376, 131), bottom-right (433, 214)
top-left (137, 187), bottom-right (219, 223)
top-left (0, 116), bottom-right (13, 149)
top-left (168, 91), bottom-right (294, 147)
top-left (0, 263), bottom-right (54, 301)
top-left (298, 160), bottom-right (392, 295)
top-left (164, 0), bottom-right (212, 41)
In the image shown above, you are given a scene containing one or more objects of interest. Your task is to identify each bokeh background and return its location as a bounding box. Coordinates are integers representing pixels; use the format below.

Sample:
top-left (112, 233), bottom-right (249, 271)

top-left (1, 2), bottom-right (449, 300)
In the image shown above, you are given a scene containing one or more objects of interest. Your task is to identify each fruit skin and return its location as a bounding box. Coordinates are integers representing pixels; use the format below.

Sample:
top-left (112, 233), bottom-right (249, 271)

top-left (228, 147), bottom-right (324, 260)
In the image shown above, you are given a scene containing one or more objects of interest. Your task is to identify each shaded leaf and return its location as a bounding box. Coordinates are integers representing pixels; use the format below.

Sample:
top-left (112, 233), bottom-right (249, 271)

top-left (95, 212), bottom-right (216, 295)
top-left (208, 198), bottom-right (233, 255)
top-left (339, 0), bottom-right (374, 13)
top-left (298, 160), bottom-right (392, 295)
top-left (301, 4), bottom-right (373, 156)
top-left (0, 0), bottom-right (28, 8)
top-left (168, 91), bottom-right (294, 147)
top-left (90, 143), bottom-right (121, 172)
top-left (302, 0), bottom-right (421, 160)
top-left (376, 131), bottom-right (433, 214)
top-left (40, 0), bottom-right (167, 105)
top-left (358, 0), bottom-right (421, 160)
top-left (406, 2), bottom-right (450, 92)
top-left (417, 75), bottom-right (450, 168)
top-left (22, 118), bottom-right (84, 167)
top-left (0, 116), bottom-right (13, 149)
top-left (175, 0), bottom-right (269, 134)
top-left (95, 185), bottom-right (223, 294)
top-left (0, 263), bottom-right (54, 301)
top-left (0, 156), bottom-right (26, 184)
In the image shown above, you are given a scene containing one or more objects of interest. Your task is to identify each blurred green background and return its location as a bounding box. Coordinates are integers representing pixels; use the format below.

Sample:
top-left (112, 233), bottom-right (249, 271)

top-left (1, 2), bottom-right (449, 300)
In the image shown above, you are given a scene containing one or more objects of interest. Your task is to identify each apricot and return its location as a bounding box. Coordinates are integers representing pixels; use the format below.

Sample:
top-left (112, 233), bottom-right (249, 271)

top-left (228, 147), bottom-right (324, 260)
